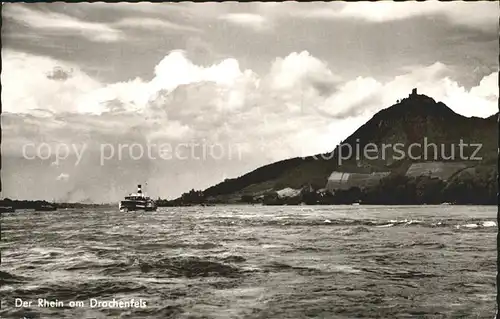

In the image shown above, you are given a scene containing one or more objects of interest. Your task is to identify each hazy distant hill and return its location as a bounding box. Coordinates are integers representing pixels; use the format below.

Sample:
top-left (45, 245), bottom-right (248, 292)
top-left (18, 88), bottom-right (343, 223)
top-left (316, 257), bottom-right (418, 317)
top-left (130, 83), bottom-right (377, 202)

top-left (181, 90), bottom-right (498, 203)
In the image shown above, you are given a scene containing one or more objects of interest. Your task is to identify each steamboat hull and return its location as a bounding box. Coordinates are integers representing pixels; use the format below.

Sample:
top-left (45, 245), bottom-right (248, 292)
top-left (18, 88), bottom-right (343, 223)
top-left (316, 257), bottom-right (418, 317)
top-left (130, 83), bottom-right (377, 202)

top-left (119, 200), bottom-right (157, 212)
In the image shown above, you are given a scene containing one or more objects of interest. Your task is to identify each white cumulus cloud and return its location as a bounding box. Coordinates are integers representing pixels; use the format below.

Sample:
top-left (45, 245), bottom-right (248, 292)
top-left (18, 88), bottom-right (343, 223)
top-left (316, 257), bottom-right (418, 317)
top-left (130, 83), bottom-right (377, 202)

top-left (2, 50), bottom-right (497, 164)
top-left (1, 50), bottom-right (102, 114)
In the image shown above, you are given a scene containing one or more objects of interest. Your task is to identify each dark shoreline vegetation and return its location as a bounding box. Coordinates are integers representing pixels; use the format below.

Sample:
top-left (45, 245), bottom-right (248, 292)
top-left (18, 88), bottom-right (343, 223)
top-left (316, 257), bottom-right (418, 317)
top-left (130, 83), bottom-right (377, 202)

top-left (157, 165), bottom-right (497, 207)
top-left (0, 199), bottom-right (112, 212)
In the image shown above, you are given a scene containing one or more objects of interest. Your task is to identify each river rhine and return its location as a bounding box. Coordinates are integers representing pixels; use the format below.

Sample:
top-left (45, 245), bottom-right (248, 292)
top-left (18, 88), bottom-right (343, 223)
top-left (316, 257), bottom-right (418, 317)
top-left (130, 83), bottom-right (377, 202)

top-left (1, 205), bottom-right (496, 318)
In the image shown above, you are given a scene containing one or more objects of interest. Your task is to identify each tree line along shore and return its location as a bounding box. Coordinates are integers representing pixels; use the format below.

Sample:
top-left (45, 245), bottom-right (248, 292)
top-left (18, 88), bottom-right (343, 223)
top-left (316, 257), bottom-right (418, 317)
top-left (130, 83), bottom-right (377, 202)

top-left (158, 166), bottom-right (497, 206)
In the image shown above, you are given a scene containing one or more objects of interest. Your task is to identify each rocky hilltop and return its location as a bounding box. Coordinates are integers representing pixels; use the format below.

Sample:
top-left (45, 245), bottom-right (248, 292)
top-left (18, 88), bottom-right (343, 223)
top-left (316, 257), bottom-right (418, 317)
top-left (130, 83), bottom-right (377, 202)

top-left (161, 90), bottom-right (498, 206)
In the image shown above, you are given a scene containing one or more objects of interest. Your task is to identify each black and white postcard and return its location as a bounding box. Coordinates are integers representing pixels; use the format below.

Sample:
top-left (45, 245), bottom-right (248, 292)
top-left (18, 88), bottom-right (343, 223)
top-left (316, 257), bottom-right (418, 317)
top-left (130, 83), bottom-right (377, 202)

top-left (1, 2), bottom-right (498, 318)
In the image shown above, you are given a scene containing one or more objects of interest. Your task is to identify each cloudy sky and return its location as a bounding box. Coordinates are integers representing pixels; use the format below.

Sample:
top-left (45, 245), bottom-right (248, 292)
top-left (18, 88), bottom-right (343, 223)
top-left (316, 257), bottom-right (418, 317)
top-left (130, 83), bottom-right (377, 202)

top-left (1, 2), bottom-right (498, 202)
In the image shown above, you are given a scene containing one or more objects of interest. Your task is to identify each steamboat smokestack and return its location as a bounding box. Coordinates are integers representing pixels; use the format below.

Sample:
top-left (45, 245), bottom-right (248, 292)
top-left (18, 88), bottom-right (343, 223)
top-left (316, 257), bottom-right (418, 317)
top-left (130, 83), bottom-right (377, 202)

top-left (137, 184), bottom-right (142, 194)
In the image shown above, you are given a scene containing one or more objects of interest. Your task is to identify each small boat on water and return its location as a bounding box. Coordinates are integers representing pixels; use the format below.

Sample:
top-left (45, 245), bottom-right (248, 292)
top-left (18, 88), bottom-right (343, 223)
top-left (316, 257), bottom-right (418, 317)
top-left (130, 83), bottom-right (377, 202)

top-left (33, 200), bottom-right (57, 211)
top-left (34, 204), bottom-right (57, 211)
top-left (119, 184), bottom-right (157, 212)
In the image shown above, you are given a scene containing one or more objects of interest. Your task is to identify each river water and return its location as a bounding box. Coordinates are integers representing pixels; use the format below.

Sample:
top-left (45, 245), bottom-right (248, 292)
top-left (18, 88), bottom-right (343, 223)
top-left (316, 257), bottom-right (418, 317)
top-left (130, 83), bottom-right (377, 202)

top-left (1, 205), bottom-right (497, 319)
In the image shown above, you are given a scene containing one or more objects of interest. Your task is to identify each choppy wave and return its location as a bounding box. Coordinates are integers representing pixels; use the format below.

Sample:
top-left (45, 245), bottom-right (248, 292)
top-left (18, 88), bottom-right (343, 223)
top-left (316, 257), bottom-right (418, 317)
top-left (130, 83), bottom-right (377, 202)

top-left (214, 217), bottom-right (497, 230)
top-left (138, 256), bottom-right (241, 278)
top-left (0, 271), bottom-right (27, 286)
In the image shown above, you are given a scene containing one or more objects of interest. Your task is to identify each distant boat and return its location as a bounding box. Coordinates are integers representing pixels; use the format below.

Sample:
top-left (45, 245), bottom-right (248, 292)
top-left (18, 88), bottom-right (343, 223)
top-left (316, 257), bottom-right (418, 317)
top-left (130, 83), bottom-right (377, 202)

top-left (119, 184), bottom-right (157, 212)
top-left (34, 203), bottom-right (57, 211)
